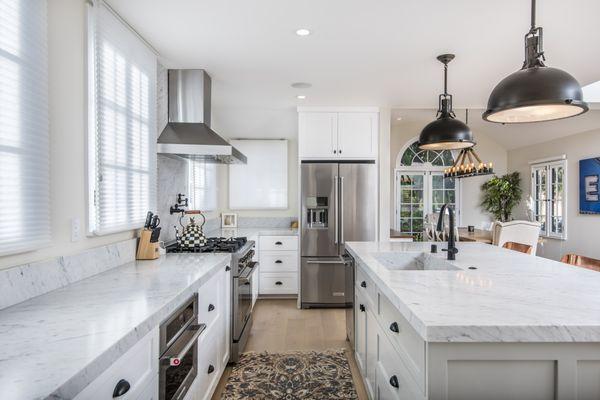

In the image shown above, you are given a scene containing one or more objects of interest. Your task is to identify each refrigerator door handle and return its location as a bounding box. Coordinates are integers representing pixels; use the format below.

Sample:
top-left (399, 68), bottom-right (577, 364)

top-left (334, 175), bottom-right (339, 244)
top-left (340, 176), bottom-right (344, 244)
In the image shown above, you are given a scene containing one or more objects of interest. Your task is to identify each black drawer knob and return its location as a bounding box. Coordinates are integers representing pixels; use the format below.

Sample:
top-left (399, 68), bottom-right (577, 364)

top-left (333, 150), bottom-right (337, 154)
top-left (339, 149), bottom-right (342, 154)
top-left (225, 265), bottom-right (231, 271)
top-left (112, 379), bottom-right (130, 398)
top-left (360, 281), bottom-right (367, 288)
top-left (208, 304), bottom-right (215, 312)
top-left (275, 281), bottom-right (283, 285)
top-left (275, 241), bottom-right (283, 245)
top-left (208, 364), bottom-right (215, 374)
top-left (359, 304), bottom-right (365, 312)
top-left (275, 260), bottom-right (283, 264)
top-left (389, 322), bottom-right (400, 333)
top-left (389, 375), bottom-right (399, 388)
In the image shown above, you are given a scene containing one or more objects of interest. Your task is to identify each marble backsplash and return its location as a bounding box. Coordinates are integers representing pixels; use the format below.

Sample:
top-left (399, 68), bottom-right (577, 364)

top-left (0, 239), bottom-right (137, 310)
top-left (235, 216), bottom-right (296, 228)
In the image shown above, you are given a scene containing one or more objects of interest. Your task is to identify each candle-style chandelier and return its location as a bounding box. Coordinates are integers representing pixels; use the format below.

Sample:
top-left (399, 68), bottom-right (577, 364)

top-left (444, 109), bottom-right (494, 179)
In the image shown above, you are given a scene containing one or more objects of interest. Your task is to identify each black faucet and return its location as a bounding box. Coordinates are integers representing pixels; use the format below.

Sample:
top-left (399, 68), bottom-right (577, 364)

top-left (436, 203), bottom-right (458, 260)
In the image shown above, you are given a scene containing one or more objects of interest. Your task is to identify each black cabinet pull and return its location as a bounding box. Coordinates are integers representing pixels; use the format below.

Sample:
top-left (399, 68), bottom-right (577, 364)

top-left (275, 281), bottom-right (283, 285)
top-left (275, 260), bottom-right (283, 264)
top-left (359, 304), bottom-right (365, 312)
top-left (112, 379), bottom-right (130, 398)
top-left (339, 149), bottom-right (342, 154)
top-left (360, 281), bottom-right (367, 288)
top-left (207, 364), bottom-right (215, 374)
top-left (333, 150), bottom-right (337, 154)
top-left (389, 375), bottom-right (399, 388)
top-left (225, 265), bottom-right (231, 271)
top-left (275, 241), bottom-right (283, 245)
top-left (389, 322), bottom-right (400, 333)
top-left (208, 304), bottom-right (215, 312)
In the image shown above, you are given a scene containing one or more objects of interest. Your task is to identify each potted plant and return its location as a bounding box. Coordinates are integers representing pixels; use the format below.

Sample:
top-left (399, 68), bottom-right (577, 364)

top-left (480, 172), bottom-right (523, 222)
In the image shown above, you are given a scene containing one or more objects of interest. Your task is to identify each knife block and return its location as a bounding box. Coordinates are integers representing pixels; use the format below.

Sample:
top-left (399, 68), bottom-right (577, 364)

top-left (136, 229), bottom-right (160, 260)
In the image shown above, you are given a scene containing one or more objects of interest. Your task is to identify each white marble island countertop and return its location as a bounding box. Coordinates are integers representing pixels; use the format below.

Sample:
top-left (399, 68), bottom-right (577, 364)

top-left (0, 252), bottom-right (230, 400)
top-left (346, 241), bottom-right (600, 343)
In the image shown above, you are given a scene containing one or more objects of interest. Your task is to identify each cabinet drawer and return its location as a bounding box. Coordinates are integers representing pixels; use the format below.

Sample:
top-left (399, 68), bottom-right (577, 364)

top-left (196, 324), bottom-right (222, 400)
top-left (259, 235), bottom-right (298, 251)
top-left (260, 252), bottom-right (298, 272)
top-left (75, 328), bottom-right (158, 400)
top-left (378, 293), bottom-right (426, 391)
top-left (376, 358), bottom-right (424, 400)
top-left (198, 269), bottom-right (222, 330)
top-left (259, 272), bottom-right (298, 294)
top-left (356, 265), bottom-right (377, 309)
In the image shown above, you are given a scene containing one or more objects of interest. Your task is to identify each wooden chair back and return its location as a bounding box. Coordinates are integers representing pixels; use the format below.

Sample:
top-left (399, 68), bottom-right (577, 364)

top-left (502, 241), bottom-right (533, 255)
top-left (560, 254), bottom-right (600, 272)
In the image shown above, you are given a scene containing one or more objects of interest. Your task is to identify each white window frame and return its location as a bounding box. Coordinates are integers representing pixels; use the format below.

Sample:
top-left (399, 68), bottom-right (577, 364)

top-left (530, 155), bottom-right (568, 240)
top-left (86, 0), bottom-right (157, 235)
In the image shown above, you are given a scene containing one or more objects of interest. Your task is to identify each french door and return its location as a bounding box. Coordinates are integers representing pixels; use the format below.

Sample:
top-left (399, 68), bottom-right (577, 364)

top-left (395, 170), bottom-right (459, 241)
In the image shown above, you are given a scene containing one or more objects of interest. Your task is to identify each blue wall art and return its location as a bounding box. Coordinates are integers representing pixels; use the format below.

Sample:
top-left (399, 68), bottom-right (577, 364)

top-left (580, 157), bottom-right (600, 215)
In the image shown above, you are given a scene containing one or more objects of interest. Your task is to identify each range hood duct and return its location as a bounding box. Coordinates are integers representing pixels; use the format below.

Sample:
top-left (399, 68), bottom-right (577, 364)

top-left (157, 69), bottom-right (247, 164)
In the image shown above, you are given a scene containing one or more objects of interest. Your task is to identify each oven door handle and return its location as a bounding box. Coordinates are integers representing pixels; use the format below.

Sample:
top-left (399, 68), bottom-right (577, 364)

top-left (160, 323), bottom-right (206, 365)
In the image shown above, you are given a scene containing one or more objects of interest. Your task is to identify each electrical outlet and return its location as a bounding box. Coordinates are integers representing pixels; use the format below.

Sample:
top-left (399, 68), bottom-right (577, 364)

top-left (71, 218), bottom-right (81, 242)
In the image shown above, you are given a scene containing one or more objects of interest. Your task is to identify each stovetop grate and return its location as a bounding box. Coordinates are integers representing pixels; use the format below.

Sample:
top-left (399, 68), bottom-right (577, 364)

top-left (166, 236), bottom-right (248, 254)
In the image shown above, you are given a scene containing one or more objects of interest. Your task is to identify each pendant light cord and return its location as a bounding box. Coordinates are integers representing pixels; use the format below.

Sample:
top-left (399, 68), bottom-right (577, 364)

top-left (530, 0), bottom-right (536, 31)
top-left (443, 63), bottom-right (448, 96)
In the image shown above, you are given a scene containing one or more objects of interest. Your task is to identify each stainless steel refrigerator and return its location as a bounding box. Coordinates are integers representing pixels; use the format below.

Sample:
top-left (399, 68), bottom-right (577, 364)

top-left (300, 161), bottom-right (377, 308)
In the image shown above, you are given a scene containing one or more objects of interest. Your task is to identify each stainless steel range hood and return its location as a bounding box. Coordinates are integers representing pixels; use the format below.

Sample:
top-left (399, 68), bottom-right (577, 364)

top-left (157, 69), bottom-right (247, 164)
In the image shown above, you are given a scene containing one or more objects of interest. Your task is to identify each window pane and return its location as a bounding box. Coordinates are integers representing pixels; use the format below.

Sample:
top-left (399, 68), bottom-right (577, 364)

top-left (411, 190), bottom-right (423, 204)
top-left (400, 205), bottom-right (411, 218)
top-left (432, 175), bottom-right (443, 189)
top-left (432, 190), bottom-right (444, 204)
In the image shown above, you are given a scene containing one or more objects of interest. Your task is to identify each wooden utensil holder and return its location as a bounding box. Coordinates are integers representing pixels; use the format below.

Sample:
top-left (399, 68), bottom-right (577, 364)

top-left (136, 229), bottom-right (160, 260)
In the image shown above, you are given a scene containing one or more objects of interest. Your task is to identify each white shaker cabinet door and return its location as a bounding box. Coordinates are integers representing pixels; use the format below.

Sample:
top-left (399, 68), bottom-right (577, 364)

top-left (337, 112), bottom-right (378, 159)
top-left (299, 112), bottom-right (337, 159)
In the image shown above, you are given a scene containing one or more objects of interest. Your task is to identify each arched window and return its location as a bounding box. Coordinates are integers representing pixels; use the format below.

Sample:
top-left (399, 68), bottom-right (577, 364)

top-left (394, 140), bottom-right (459, 241)
top-left (399, 141), bottom-right (455, 167)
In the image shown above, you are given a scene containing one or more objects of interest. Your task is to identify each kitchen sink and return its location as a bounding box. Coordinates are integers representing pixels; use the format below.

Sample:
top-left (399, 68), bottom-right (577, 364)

top-left (371, 252), bottom-right (460, 271)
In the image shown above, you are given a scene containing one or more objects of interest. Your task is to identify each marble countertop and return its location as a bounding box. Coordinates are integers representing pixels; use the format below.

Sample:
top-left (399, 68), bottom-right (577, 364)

top-left (346, 241), bottom-right (600, 343)
top-left (0, 252), bottom-right (230, 400)
top-left (205, 227), bottom-right (298, 239)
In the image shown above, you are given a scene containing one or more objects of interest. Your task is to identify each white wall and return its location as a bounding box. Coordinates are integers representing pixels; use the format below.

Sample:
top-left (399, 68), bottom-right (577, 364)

top-left (0, 0), bottom-right (137, 270)
top-left (389, 121), bottom-right (508, 230)
top-left (508, 128), bottom-right (600, 261)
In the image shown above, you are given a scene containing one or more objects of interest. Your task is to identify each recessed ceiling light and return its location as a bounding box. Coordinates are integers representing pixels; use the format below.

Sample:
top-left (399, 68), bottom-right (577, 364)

top-left (396, 117), bottom-right (402, 121)
top-left (296, 95), bottom-right (306, 100)
top-left (295, 28), bottom-right (311, 36)
top-left (291, 82), bottom-right (312, 89)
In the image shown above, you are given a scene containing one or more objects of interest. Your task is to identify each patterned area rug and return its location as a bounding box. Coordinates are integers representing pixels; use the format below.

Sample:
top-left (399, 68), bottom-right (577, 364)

top-left (221, 350), bottom-right (358, 399)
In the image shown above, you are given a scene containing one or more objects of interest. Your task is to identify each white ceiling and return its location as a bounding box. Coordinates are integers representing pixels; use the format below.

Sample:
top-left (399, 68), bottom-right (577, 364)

top-left (392, 109), bottom-right (600, 150)
top-left (111, 0), bottom-right (600, 144)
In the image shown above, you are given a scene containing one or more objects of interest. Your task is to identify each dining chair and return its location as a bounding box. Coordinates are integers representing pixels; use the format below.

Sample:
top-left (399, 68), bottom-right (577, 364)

top-left (502, 241), bottom-right (533, 255)
top-left (491, 220), bottom-right (541, 256)
top-left (560, 254), bottom-right (600, 272)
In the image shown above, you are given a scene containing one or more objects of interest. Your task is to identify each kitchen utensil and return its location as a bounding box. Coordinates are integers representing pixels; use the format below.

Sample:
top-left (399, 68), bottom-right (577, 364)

top-left (150, 215), bottom-right (161, 229)
top-left (150, 227), bottom-right (161, 243)
top-left (144, 211), bottom-right (154, 229)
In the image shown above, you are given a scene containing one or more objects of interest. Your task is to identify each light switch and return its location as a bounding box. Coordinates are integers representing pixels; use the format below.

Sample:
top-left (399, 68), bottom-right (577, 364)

top-left (71, 217), bottom-right (81, 242)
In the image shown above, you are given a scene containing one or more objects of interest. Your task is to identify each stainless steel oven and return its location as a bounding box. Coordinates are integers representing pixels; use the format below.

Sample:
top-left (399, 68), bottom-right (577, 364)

top-left (231, 247), bottom-right (256, 362)
top-left (159, 294), bottom-right (205, 400)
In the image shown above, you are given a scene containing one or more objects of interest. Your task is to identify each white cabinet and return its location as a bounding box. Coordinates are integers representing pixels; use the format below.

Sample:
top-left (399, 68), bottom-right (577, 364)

top-left (74, 328), bottom-right (159, 400)
top-left (258, 235), bottom-right (298, 295)
top-left (194, 263), bottom-right (231, 400)
top-left (337, 112), bottom-right (378, 159)
top-left (355, 281), bottom-right (376, 399)
top-left (298, 112), bottom-right (337, 158)
top-left (298, 110), bottom-right (378, 160)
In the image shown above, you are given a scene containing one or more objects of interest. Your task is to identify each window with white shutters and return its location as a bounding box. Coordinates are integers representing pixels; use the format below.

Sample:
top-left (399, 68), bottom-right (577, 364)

top-left (87, 1), bottom-right (157, 235)
top-left (0, 0), bottom-right (50, 255)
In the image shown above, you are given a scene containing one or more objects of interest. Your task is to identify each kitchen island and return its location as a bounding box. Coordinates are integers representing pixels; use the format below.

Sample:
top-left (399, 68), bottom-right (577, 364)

top-left (346, 241), bottom-right (600, 400)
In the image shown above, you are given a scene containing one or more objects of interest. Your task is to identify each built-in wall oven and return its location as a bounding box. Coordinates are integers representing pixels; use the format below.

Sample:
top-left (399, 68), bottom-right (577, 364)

top-left (159, 294), bottom-right (205, 400)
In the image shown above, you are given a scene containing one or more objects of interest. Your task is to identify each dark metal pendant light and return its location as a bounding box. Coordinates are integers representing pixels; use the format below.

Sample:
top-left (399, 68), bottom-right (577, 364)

top-left (418, 54), bottom-right (475, 150)
top-left (482, 0), bottom-right (588, 123)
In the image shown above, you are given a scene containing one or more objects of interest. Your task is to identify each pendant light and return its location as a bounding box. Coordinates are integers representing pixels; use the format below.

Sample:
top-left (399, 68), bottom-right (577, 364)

top-left (418, 54), bottom-right (475, 150)
top-left (482, 0), bottom-right (588, 123)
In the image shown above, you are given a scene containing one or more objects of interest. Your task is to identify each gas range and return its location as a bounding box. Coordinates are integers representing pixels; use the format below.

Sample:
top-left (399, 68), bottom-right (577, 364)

top-left (165, 236), bottom-right (248, 254)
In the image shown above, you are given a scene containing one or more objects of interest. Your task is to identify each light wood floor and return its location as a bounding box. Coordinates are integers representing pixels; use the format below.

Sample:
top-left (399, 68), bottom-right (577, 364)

top-left (211, 299), bottom-right (369, 399)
